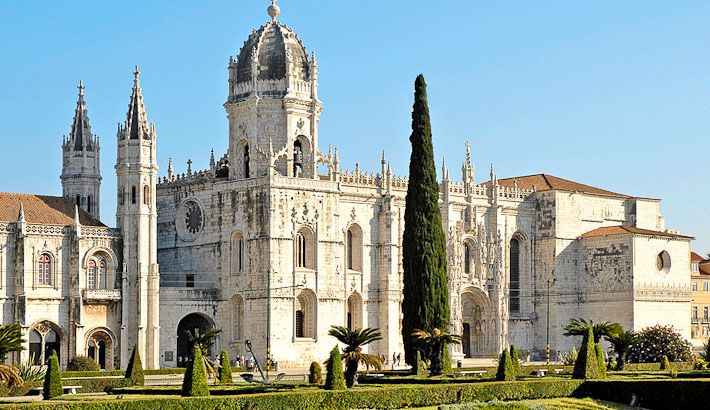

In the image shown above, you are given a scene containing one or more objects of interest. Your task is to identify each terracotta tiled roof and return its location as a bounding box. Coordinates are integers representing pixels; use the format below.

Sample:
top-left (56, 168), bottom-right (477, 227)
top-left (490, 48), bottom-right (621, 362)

top-left (691, 252), bottom-right (706, 262)
top-left (0, 193), bottom-right (105, 227)
top-left (699, 262), bottom-right (710, 275)
top-left (485, 174), bottom-right (631, 199)
top-left (580, 225), bottom-right (693, 239)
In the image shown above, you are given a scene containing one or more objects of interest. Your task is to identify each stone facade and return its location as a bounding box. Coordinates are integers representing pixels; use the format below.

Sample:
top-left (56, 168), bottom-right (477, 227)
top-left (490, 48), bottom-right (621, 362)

top-left (0, 1), bottom-right (693, 370)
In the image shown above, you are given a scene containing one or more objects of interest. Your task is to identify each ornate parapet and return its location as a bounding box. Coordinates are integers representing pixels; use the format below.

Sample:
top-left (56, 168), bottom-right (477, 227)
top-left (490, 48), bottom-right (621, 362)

top-left (634, 282), bottom-right (692, 302)
top-left (80, 227), bottom-right (122, 239)
top-left (82, 289), bottom-right (122, 304)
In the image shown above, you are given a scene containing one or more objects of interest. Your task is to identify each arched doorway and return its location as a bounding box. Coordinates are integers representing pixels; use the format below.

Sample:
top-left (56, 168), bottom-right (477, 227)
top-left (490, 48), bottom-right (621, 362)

top-left (177, 313), bottom-right (214, 367)
top-left (346, 293), bottom-right (363, 330)
top-left (28, 321), bottom-right (63, 365)
top-left (461, 289), bottom-right (490, 358)
top-left (86, 328), bottom-right (115, 370)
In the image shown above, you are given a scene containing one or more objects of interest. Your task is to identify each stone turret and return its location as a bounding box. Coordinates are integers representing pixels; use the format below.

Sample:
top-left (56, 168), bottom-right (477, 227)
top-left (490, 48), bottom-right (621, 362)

top-left (115, 66), bottom-right (160, 370)
top-left (61, 81), bottom-right (102, 219)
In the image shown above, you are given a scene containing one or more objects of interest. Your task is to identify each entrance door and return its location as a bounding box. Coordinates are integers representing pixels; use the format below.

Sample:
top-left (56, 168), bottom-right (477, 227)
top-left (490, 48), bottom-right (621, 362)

top-left (98, 341), bottom-right (106, 369)
top-left (462, 323), bottom-right (471, 358)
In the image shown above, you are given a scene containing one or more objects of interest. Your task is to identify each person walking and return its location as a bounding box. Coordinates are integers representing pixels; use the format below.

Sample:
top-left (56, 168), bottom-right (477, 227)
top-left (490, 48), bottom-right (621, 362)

top-left (396, 353), bottom-right (401, 366)
top-left (392, 352), bottom-right (396, 365)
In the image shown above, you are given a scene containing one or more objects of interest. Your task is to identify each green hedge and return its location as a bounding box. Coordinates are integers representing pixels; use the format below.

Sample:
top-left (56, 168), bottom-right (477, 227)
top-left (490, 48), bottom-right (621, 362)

top-left (622, 362), bottom-right (693, 371)
top-left (61, 368), bottom-right (186, 379)
top-left (577, 379), bottom-right (710, 410)
top-left (6, 380), bottom-right (583, 409)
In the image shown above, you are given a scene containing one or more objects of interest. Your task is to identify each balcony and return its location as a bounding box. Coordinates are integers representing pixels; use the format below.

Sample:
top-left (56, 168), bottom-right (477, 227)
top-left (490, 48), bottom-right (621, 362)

top-left (82, 289), bottom-right (121, 304)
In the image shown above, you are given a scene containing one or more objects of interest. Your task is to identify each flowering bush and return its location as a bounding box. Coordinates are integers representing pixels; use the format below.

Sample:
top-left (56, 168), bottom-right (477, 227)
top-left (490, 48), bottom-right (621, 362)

top-left (626, 325), bottom-right (692, 363)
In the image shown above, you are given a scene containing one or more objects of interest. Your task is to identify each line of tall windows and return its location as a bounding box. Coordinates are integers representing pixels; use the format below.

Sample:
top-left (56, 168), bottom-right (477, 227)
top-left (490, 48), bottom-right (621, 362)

top-left (509, 238), bottom-right (520, 314)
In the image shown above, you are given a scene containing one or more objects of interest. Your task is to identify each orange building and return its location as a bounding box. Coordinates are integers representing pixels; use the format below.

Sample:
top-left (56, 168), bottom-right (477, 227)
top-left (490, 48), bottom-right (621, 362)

top-left (691, 252), bottom-right (710, 344)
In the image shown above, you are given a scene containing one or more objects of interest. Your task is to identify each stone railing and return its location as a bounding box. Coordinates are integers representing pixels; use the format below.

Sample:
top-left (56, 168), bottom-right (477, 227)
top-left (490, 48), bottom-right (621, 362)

top-left (0, 223), bottom-right (16, 234)
top-left (83, 289), bottom-right (121, 302)
top-left (81, 227), bottom-right (122, 239)
top-left (26, 225), bottom-right (69, 236)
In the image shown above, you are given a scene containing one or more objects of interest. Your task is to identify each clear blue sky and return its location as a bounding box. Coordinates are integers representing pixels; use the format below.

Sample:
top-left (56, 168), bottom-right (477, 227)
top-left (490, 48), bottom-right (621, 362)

top-left (1, 1), bottom-right (708, 253)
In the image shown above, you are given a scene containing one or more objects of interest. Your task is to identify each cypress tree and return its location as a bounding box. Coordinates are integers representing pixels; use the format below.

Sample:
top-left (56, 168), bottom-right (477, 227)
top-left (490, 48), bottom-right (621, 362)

top-left (442, 344), bottom-right (453, 376)
top-left (182, 345), bottom-right (209, 397)
top-left (573, 327), bottom-right (600, 379)
top-left (124, 345), bottom-right (144, 386)
top-left (218, 350), bottom-right (233, 384)
top-left (414, 350), bottom-right (427, 377)
top-left (43, 350), bottom-right (62, 399)
top-left (661, 355), bottom-right (670, 370)
top-left (402, 74), bottom-right (449, 366)
top-left (324, 346), bottom-right (346, 390)
top-left (510, 344), bottom-right (521, 376)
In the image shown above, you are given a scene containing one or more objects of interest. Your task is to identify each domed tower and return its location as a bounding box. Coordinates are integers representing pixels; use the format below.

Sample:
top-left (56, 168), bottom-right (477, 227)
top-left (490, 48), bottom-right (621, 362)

top-left (225, 0), bottom-right (322, 180)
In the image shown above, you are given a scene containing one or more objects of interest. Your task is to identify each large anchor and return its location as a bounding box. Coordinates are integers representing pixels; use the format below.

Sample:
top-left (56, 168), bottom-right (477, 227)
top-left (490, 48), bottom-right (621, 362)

top-left (240, 340), bottom-right (285, 383)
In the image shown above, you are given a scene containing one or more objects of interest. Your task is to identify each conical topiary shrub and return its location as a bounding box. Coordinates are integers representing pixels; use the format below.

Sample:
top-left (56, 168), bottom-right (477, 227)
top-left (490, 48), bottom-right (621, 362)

top-left (218, 350), bottom-right (232, 384)
top-left (496, 348), bottom-right (515, 381)
top-left (510, 344), bottom-right (521, 376)
top-left (414, 350), bottom-right (427, 377)
top-left (595, 343), bottom-right (607, 379)
top-left (324, 346), bottom-right (346, 390)
top-left (661, 355), bottom-right (670, 370)
top-left (309, 361), bottom-right (323, 384)
top-left (442, 344), bottom-right (453, 376)
top-left (125, 345), bottom-right (144, 386)
top-left (573, 327), bottom-right (601, 379)
top-left (43, 350), bottom-right (62, 400)
top-left (182, 345), bottom-right (209, 397)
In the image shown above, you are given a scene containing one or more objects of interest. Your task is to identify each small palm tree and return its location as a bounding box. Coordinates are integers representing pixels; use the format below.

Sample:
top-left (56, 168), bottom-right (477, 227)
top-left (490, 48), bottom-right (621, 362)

top-left (328, 326), bottom-right (383, 387)
top-left (605, 330), bottom-right (639, 370)
top-left (0, 323), bottom-right (25, 363)
top-left (410, 328), bottom-right (461, 376)
top-left (563, 318), bottom-right (621, 343)
top-left (185, 328), bottom-right (222, 383)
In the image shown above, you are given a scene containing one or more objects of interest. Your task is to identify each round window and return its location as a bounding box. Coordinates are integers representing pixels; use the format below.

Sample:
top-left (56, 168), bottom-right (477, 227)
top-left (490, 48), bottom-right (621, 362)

top-left (656, 251), bottom-right (671, 274)
top-left (175, 199), bottom-right (204, 242)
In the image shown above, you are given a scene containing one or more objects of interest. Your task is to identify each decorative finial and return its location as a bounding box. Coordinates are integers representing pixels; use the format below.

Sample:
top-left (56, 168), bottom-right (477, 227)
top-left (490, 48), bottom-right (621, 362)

top-left (133, 65), bottom-right (140, 81)
top-left (77, 80), bottom-right (85, 97)
top-left (17, 202), bottom-right (25, 222)
top-left (267, 0), bottom-right (280, 20)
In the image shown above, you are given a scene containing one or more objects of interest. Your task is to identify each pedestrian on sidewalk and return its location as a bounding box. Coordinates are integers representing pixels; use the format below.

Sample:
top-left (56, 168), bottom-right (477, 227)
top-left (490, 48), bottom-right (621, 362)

top-left (396, 353), bottom-right (401, 366)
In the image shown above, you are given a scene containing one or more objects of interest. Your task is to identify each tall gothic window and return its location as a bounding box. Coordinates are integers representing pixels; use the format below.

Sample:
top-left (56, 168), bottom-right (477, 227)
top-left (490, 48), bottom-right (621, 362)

top-left (463, 243), bottom-right (471, 274)
top-left (131, 186), bottom-right (136, 204)
top-left (346, 225), bottom-right (362, 272)
top-left (509, 238), bottom-right (521, 314)
top-left (243, 144), bottom-right (250, 178)
top-left (347, 230), bottom-right (353, 270)
top-left (87, 195), bottom-right (92, 214)
top-left (295, 289), bottom-right (316, 339)
top-left (38, 253), bottom-right (51, 286)
top-left (293, 141), bottom-right (303, 176)
top-left (88, 260), bottom-right (96, 289)
top-left (143, 185), bottom-right (149, 205)
top-left (88, 258), bottom-right (107, 289)
top-left (296, 228), bottom-right (315, 269)
top-left (232, 231), bottom-right (245, 273)
top-left (120, 187), bottom-right (125, 205)
top-left (295, 310), bottom-right (305, 337)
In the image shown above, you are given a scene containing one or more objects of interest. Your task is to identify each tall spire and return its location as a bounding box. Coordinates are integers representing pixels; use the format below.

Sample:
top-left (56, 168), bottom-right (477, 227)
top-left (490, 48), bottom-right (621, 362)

top-left (68, 80), bottom-right (94, 151)
top-left (120, 65), bottom-right (152, 140)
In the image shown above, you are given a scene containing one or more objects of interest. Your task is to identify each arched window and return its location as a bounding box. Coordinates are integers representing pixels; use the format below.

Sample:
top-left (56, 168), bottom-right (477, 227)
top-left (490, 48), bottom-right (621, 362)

top-left (293, 140), bottom-right (303, 176)
top-left (347, 293), bottom-right (363, 330)
top-left (509, 238), bottom-right (520, 314)
top-left (88, 258), bottom-right (107, 289)
top-left (232, 232), bottom-right (245, 274)
top-left (295, 290), bottom-right (316, 339)
top-left (463, 243), bottom-right (471, 274)
top-left (38, 253), bottom-right (51, 286)
top-left (346, 225), bottom-right (363, 272)
top-left (131, 186), bottom-right (136, 204)
top-left (120, 187), bottom-right (126, 205)
top-left (232, 295), bottom-right (244, 341)
top-left (29, 330), bottom-right (42, 365)
top-left (295, 228), bottom-right (315, 269)
top-left (87, 195), bottom-right (92, 214)
top-left (243, 144), bottom-right (250, 178)
top-left (143, 185), bottom-right (149, 205)
top-left (88, 260), bottom-right (96, 289)
top-left (29, 324), bottom-right (62, 365)
top-left (75, 195), bottom-right (81, 206)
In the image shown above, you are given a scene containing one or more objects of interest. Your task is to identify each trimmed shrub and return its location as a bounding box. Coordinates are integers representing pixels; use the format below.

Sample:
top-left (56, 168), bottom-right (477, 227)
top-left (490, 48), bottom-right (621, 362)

top-left (182, 345), bottom-right (209, 397)
top-left (693, 358), bottom-right (706, 370)
top-left (66, 355), bottom-right (100, 372)
top-left (495, 349), bottom-right (515, 381)
top-left (218, 350), bottom-right (232, 384)
top-left (414, 350), bottom-right (427, 377)
top-left (442, 345), bottom-right (453, 376)
top-left (627, 325), bottom-right (692, 363)
top-left (509, 344), bottom-right (521, 376)
top-left (572, 327), bottom-right (600, 380)
top-left (43, 350), bottom-right (62, 399)
top-left (579, 379), bottom-right (710, 410)
top-left (594, 343), bottom-right (606, 379)
top-left (125, 345), bottom-right (144, 386)
top-left (324, 346), bottom-right (346, 390)
top-left (308, 361), bottom-right (323, 384)
top-left (660, 355), bottom-right (670, 370)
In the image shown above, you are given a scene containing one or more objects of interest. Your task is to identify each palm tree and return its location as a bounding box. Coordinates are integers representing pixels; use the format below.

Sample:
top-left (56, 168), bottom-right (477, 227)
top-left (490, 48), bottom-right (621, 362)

top-left (185, 328), bottom-right (222, 382)
top-left (0, 323), bottom-right (25, 363)
top-left (563, 318), bottom-right (621, 343)
top-left (605, 330), bottom-right (639, 370)
top-left (410, 328), bottom-right (461, 376)
top-left (328, 326), bottom-right (383, 387)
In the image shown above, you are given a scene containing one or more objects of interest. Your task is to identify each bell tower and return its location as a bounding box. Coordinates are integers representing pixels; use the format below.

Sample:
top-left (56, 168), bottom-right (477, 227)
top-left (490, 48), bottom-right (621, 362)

top-left (115, 66), bottom-right (160, 370)
top-left (61, 81), bottom-right (102, 219)
top-left (225, 0), bottom-right (322, 180)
